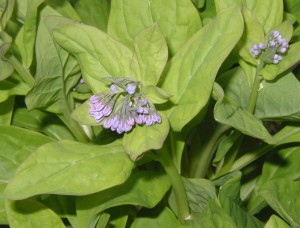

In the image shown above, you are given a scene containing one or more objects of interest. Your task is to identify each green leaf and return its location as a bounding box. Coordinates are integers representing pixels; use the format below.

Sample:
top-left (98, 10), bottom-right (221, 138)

top-left (0, 31), bottom-right (12, 58)
top-left (160, 5), bottom-right (243, 131)
top-left (26, 12), bottom-right (80, 113)
top-left (242, 0), bottom-right (283, 34)
top-left (0, 96), bottom-right (14, 125)
top-left (0, 0), bottom-right (15, 29)
top-left (192, 199), bottom-right (237, 228)
top-left (260, 42), bottom-right (300, 80)
top-left (53, 22), bottom-right (134, 94)
top-left (0, 59), bottom-right (13, 80)
top-left (131, 23), bottom-right (168, 85)
top-left (12, 108), bottom-right (76, 140)
top-left (274, 125), bottom-right (300, 145)
top-left (23, 0), bottom-right (44, 68)
top-left (123, 112), bottom-right (169, 160)
top-left (255, 72), bottom-right (300, 120)
top-left (0, 75), bottom-right (30, 103)
top-left (214, 96), bottom-right (276, 144)
top-left (45, 0), bottom-right (80, 21)
top-left (74, 0), bottom-right (110, 31)
top-left (237, 7), bottom-right (265, 65)
top-left (6, 199), bottom-right (66, 228)
top-left (143, 85), bottom-right (172, 104)
top-left (259, 179), bottom-right (300, 227)
top-left (71, 99), bottom-right (99, 126)
top-left (247, 146), bottom-right (300, 214)
top-left (108, 0), bottom-right (201, 56)
top-left (0, 126), bottom-right (54, 223)
top-left (131, 207), bottom-right (180, 228)
top-left (264, 215), bottom-right (290, 228)
top-left (76, 171), bottom-right (171, 228)
top-left (5, 140), bottom-right (135, 200)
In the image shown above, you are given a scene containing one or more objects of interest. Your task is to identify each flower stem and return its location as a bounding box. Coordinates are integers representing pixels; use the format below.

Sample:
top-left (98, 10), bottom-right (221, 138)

top-left (8, 56), bottom-right (35, 87)
top-left (247, 62), bottom-right (264, 113)
top-left (156, 149), bottom-right (191, 223)
top-left (192, 123), bottom-right (231, 178)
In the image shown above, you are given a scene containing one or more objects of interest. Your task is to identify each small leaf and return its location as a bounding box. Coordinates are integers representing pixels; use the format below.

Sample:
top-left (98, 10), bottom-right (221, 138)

top-left (131, 23), bottom-right (168, 85)
top-left (264, 215), bottom-right (290, 228)
top-left (6, 199), bottom-right (66, 228)
top-left (0, 76), bottom-right (30, 103)
top-left (5, 140), bottom-right (135, 200)
top-left (0, 59), bottom-right (14, 81)
top-left (0, 96), bottom-right (14, 126)
top-left (71, 99), bottom-right (99, 126)
top-left (143, 85), bottom-right (172, 104)
top-left (123, 112), bottom-right (169, 160)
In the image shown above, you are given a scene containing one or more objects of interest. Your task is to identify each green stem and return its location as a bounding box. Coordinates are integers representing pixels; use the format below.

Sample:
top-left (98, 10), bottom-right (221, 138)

top-left (8, 55), bottom-right (35, 87)
top-left (192, 124), bottom-right (231, 178)
top-left (247, 62), bottom-right (264, 113)
top-left (157, 149), bottom-right (191, 223)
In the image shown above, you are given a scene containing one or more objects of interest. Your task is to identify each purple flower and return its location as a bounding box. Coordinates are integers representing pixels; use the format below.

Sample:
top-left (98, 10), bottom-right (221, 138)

top-left (126, 83), bottom-right (136, 95)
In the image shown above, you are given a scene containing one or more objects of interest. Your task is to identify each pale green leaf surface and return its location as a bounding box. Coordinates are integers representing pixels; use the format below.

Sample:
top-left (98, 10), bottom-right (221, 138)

top-left (0, 77), bottom-right (30, 103)
top-left (131, 23), bottom-right (168, 85)
top-left (0, 59), bottom-right (14, 80)
top-left (71, 100), bottom-right (99, 126)
top-left (74, 0), bottom-right (110, 31)
top-left (255, 72), bottom-right (300, 119)
top-left (123, 112), bottom-right (169, 160)
top-left (260, 42), bottom-right (300, 80)
top-left (45, 0), bottom-right (80, 21)
top-left (53, 23), bottom-right (134, 94)
top-left (237, 7), bottom-right (264, 65)
top-left (23, 0), bottom-right (44, 68)
top-left (264, 215), bottom-right (290, 228)
top-left (5, 140), bottom-right (134, 200)
top-left (108, 0), bottom-right (201, 56)
top-left (77, 171), bottom-right (171, 228)
top-left (274, 125), bottom-right (300, 145)
top-left (160, 5), bottom-right (243, 131)
top-left (6, 199), bottom-right (65, 228)
top-left (0, 96), bottom-right (14, 125)
top-left (131, 207), bottom-right (180, 228)
top-left (259, 179), bottom-right (300, 227)
top-left (0, 126), bottom-right (54, 223)
top-left (143, 85), bottom-right (172, 104)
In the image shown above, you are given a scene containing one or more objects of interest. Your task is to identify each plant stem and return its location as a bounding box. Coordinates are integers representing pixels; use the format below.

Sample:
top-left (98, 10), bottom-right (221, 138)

top-left (246, 62), bottom-right (264, 113)
top-left (192, 124), bottom-right (231, 178)
top-left (8, 55), bottom-right (35, 87)
top-left (156, 149), bottom-right (191, 223)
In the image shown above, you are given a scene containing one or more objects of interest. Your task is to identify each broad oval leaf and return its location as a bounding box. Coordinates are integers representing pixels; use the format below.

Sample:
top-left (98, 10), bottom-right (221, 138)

top-left (123, 112), bottom-right (169, 160)
top-left (76, 171), bottom-right (171, 228)
top-left (5, 140), bottom-right (135, 200)
top-left (160, 5), bottom-right (243, 131)
top-left (131, 23), bottom-right (168, 85)
top-left (53, 22), bottom-right (134, 93)
top-left (6, 199), bottom-right (66, 228)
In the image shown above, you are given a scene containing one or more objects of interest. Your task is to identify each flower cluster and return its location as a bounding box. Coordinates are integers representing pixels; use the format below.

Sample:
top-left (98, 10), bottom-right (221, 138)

top-left (89, 78), bottom-right (161, 134)
top-left (250, 30), bottom-right (289, 64)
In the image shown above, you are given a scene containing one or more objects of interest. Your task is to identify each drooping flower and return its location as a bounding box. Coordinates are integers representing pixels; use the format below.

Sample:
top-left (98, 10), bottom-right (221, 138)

top-left (250, 30), bottom-right (289, 64)
top-left (88, 77), bottom-right (161, 133)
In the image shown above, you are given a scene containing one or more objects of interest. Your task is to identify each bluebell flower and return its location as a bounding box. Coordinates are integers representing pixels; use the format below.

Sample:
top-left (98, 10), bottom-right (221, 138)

top-left (250, 30), bottom-right (289, 64)
top-left (89, 77), bottom-right (161, 133)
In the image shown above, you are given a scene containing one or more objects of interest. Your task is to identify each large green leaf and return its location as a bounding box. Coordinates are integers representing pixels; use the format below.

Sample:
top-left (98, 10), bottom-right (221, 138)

top-left (45, 0), bottom-right (80, 21)
top-left (247, 146), bottom-right (300, 214)
top-left (131, 207), bottom-right (180, 228)
top-left (160, 4), bottom-right (243, 131)
top-left (259, 179), bottom-right (300, 227)
top-left (53, 22), bottom-right (134, 94)
top-left (6, 199), bottom-right (65, 228)
top-left (23, 0), bottom-right (44, 68)
top-left (255, 72), bottom-right (300, 119)
top-left (108, 0), bottom-right (201, 56)
top-left (74, 0), bottom-right (110, 31)
top-left (0, 126), bottom-right (54, 223)
top-left (5, 140), bottom-right (135, 200)
top-left (242, 0), bottom-right (283, 34)
top-left (131, 23), bottom-right (168, 85)
top-left (76, 171), bottom-right (171, 228)
top-left (26, 11), bottom-right (80, 113)
top-left (123, 112), bottom-right (169, 160)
